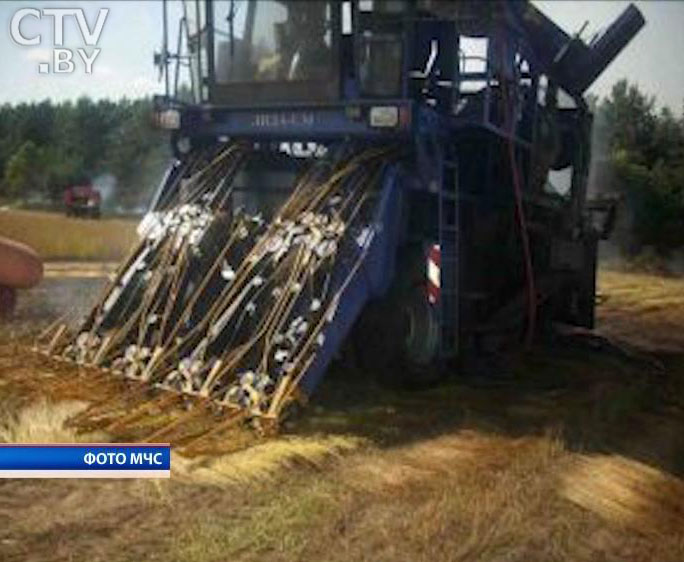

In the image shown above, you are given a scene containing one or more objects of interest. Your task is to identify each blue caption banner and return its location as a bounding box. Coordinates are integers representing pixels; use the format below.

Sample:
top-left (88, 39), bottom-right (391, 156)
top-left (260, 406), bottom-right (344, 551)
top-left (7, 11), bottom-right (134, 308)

top-left (0, 444), bottom-right (170, 478)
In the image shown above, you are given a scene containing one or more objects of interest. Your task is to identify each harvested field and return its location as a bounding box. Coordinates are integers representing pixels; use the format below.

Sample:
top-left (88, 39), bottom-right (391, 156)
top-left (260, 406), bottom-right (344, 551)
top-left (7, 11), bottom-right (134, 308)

top-left (0, 267), bottom-right (683, 561)
top-left (0, 209), bottom-right (137, 261)
top-left (597, 269), bottom-right (684, 352)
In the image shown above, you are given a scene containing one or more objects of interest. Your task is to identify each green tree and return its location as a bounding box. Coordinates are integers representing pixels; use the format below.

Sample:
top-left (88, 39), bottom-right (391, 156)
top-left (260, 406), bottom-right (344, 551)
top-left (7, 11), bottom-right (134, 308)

top-left (601, 79), bottom-right (657, 164)
top-left (2, 141), bottom-right (42, 199)
top-left (0, 96), bottom-right (170, 208)
top-left (597, 80), bottom-right (684, 258)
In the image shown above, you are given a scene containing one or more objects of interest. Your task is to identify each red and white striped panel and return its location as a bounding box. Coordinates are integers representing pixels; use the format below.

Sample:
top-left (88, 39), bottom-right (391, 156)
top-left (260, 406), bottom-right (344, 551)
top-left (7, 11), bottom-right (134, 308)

top-left (427, 244), bottom-right (441, 305)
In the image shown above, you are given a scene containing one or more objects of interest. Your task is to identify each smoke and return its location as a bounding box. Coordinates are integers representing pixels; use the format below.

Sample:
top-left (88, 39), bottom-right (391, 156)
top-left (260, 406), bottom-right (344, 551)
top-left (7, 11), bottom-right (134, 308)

top-left (100, 144), bottom-right (171, 216)
top-left (587, 103), bottom-right (636, 268)
top-left (588, 110), bottom-right (684, 274)
top-left (91, 173), bottom-right (117, 210)
top-left (587, 106), bottom-right (612, 199)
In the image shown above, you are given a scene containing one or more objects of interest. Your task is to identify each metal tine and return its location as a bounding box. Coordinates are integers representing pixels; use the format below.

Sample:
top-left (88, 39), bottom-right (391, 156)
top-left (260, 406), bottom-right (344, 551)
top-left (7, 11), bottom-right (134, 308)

top-left (139, 404), bottom-right (208, 443)
top-left (136, 233), bottom-right (191, 347)
top-left (177, 410), bottom-right (248, 454)
top-left (35, 314), bottom-right (70, 346)
top-left (103, 392), bottom-right (180, 432)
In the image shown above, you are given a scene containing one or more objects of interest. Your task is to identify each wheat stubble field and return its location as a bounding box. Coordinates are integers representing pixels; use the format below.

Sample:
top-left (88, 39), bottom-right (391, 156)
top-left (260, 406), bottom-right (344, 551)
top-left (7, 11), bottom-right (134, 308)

top-left (0, 209), bottom-right (137, 261)
top-left (0, 258), bottom-right (683, 561)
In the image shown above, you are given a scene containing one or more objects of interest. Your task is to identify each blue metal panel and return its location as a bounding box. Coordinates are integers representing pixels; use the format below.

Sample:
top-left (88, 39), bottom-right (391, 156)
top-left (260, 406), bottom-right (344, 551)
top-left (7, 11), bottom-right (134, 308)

top-left (180, 101), bottom-right (414, 141)
top-left (299, 165), bottom-right (403, 394)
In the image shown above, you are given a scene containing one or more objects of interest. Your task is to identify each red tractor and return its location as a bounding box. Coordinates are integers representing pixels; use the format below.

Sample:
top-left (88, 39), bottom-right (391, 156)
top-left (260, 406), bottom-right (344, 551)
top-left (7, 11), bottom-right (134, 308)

top-left (63, 182), bottom-right (101, 219)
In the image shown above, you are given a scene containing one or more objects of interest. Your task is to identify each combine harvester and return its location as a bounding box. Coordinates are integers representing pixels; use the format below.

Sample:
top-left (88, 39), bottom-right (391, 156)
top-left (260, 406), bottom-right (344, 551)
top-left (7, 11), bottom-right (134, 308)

top-left (43, 0), bottom-right (644, 438)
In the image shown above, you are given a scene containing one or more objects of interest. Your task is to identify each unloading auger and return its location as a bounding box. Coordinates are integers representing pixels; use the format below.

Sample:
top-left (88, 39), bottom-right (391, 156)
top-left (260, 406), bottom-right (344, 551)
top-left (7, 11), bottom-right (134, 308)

top-left (44, 143), bottom-right (401, 424)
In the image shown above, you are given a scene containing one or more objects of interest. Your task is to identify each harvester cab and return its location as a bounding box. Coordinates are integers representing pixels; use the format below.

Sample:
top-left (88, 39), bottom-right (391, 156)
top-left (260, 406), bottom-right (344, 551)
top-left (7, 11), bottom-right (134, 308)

top-left (44, 0), bottom-right (644, 433)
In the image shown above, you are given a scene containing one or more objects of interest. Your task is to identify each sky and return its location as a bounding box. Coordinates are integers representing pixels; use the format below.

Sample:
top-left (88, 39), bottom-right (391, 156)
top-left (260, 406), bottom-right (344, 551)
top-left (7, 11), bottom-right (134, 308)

top-left (0, 0), bottom-right (682, 111)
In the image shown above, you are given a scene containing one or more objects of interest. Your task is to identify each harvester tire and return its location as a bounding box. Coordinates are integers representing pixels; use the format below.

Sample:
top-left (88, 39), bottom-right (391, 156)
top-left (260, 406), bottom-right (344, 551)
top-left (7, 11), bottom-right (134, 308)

top-left (354, 246), bottom-right (443, 388)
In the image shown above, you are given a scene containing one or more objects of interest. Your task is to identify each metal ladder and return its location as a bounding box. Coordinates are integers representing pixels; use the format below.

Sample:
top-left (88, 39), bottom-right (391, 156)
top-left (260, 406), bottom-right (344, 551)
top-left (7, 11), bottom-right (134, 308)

top-left (437, 158), bottom-right (459, 358)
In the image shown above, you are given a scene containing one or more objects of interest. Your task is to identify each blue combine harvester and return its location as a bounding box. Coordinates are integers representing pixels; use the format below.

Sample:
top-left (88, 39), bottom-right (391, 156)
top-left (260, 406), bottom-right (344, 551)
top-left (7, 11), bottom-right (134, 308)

top-left (149, 0), bottom-right (644, 397)
top-left (55, 1), bottom-right (644, 426)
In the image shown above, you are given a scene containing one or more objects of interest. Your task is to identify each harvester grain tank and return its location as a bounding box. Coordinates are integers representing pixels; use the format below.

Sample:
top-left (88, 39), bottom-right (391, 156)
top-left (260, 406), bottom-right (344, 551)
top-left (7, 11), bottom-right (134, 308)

top-left (47, 0), bottom-right (644, 428)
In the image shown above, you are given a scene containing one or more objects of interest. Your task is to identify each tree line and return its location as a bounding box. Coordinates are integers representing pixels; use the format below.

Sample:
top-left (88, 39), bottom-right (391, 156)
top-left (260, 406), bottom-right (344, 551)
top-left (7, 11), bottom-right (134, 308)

top-left (0, 97), bottom-right (168, 210)
top-left (590, 80), bottom-right (684, 260)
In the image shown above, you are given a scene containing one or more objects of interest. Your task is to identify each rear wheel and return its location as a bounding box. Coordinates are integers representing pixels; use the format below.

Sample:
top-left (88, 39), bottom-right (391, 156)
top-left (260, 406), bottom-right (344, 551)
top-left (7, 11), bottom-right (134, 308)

top-left (354, 245), bottom-right (444, 387)
top-left (397, 287), bottom-right (439, 371)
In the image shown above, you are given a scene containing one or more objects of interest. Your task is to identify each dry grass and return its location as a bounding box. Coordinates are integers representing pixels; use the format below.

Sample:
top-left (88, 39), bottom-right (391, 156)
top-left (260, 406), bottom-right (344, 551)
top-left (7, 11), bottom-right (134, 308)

top-left (0, 270), bottom-right (683, 561)
top-left (175, 432), bottom-right (684, 562)
top-left (562, 454), bottom-right (684, 537)
top-left (0, 399), bottom-right (107, 443)
top-left (173, 435), bottom-right (366, 486)
top-left (175, 431), bottom-right (571, 562)
top-left (166, 271), bottom-right (684, 562)
top-left (0, 209), bottom-right (137, 261)
top-left (597, 269), bottom-right (684, 352)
